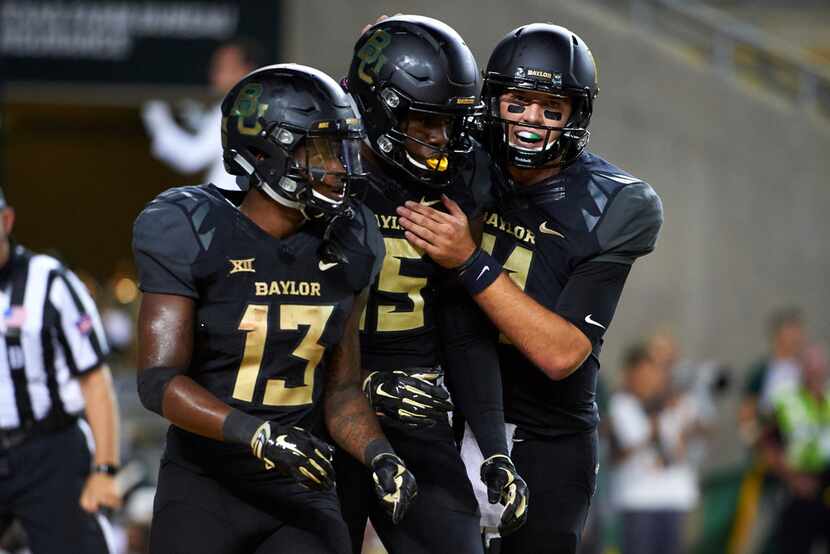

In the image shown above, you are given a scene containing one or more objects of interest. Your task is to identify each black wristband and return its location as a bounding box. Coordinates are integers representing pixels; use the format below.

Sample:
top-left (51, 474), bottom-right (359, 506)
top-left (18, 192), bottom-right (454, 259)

top-left (364, 437), bottom-right (395, 466)
top-left (92, 463), bottom-right (119, 476)
top-left (457, 249), bottom-right (502, 296)
top-left (223, 408), bottom-right (265, 446)
top-left (455, 248), bottom-right (483, 273)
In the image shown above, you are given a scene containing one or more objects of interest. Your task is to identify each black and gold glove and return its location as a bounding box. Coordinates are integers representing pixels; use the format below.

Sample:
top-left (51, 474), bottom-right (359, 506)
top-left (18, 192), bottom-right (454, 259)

top-left (370, 452), bottom-right (418, 524)
top-left (363, 368), bottom-right (454, 429)
top-left (481, 454), bottom-right (529, 536)
top-left (251, 422), bottom-right (335, 491)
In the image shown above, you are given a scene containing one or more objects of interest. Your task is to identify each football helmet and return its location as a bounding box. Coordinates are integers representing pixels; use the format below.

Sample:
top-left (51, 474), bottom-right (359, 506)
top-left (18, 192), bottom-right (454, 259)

top-left (346, 15), bottom-right (482, 188)
top-left (222, 63), bottom-right (366, 220)
top-left (482, 23), bottom-right (598, 169)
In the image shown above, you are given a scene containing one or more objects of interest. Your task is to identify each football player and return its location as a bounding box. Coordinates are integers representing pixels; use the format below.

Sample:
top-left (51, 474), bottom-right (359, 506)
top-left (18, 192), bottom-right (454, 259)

top-left (335, 15), bottom-right (528, 554)
top-left (397, 24), bottom-right (664, 554)
top-left (133, 64), bottom-right (416, 554)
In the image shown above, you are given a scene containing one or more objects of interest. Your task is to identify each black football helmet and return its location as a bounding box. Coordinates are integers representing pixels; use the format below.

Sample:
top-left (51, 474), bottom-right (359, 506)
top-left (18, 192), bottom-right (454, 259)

top-left (482, 23), bottom-right (598, 169)
top-left (222, 63), bottom-right (366, 220)
top-left (346, 15), bottom-right (482, 188)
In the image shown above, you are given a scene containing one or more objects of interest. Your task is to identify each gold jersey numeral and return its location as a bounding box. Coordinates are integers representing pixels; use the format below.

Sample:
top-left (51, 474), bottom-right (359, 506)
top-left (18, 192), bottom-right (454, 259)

top-left (370, 237), bottom-right (428, 333)
top-left (481, 232), bottom-right (534, 344)
top-left (232, 303), bottom-right (335, 407)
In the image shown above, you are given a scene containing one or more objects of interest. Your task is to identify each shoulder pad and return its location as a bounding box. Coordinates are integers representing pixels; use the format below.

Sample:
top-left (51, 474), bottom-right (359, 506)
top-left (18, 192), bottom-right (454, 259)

top-left (132, 185), bottom-right (225, 297)
top-left (351, 203), bottom-right (385, 285)
top-left (592, 180), bottom-right (663, 265)
top-left (327, 203), bottom-right (385, 292)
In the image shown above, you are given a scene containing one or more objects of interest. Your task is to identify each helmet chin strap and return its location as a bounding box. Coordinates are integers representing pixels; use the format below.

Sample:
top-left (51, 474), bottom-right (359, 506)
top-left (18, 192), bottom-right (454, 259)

top-left (260, 178), bottom-right (306, 214)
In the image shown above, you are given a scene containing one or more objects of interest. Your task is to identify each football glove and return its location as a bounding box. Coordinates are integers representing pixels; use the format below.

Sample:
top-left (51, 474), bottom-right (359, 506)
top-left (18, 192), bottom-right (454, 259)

top-left (363, 368), bottom-right (454, 429)
top-left (251, 422), bottom-right (335, 491)
top-left (370, 453), bottom-right (418, 524)
top-left (481, 454), bottom-right (529, 537)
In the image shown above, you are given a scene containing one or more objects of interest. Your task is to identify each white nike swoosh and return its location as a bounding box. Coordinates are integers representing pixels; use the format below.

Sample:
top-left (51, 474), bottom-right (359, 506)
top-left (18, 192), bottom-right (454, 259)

top-left (375, 384), bottom-right (399, 400)
top-left (584, 314), bottom-right (606, 330)
top-left (319, 260), bottom-right (339, 271)
top-left (539, 221), bottom-right (565, 239)
top-left (419, 196), bottom-right (441, 207)
top-left (476, 266), bottom-right (490, 280)
top-left (275, 434), bottom-right (302, 456)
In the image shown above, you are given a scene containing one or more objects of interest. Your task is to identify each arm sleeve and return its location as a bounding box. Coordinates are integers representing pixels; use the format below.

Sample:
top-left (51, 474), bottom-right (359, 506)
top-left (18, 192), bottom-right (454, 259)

top-left (556, 181), bottom-right (663, 346)
top-left (555, 261), bottom-right (632, 347)
top-left (142, 101), bottom-right (223, 174)
top-left (438, 287), bottom-right (508, 458)
top-left (132, 200), bottom-right (202, 298)
top-left (48, 269), bottom-right (110, 375)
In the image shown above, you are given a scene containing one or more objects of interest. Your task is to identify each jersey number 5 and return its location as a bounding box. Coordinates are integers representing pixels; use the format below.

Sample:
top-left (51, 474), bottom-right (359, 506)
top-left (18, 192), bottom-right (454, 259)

top-left (232, 304), bottom-right (334, 407)
top-left (363, 237), bottom-right (427, 333)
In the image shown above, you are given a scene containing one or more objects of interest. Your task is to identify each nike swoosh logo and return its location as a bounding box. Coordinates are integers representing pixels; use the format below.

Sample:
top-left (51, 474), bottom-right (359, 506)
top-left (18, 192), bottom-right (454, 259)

top-left (319, 260), bottom-right (339, 271)
top-left (375, 384), bottom-right (399, 400)
top-left (419, 196), bottom-right (441, 207)
top-left (584, 314), bottom-right (606, 329)
top-left (275, 435), bottom-right (302, 456)
top-left (539, 221), bottom-right (565, 239)
top-left (476, 266), bottom-right (490, 280)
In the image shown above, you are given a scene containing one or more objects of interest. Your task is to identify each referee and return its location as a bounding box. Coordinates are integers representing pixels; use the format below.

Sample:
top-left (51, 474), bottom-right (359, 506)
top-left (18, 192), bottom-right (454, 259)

top-left (0, 188), bottom-right (121, 553)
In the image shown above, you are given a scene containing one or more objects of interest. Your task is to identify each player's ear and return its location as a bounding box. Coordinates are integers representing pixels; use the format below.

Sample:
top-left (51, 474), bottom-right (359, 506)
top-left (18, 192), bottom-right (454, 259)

top-left (1, 207), bottom-right (15, 236)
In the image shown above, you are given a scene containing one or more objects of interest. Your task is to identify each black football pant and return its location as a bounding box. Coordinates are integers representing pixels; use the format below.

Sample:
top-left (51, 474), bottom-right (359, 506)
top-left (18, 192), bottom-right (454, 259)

top-left (336, 421), bottom-right (483, 554)
top-left (150, 458), bottom-right (351, 554)
top-left (774, 491), bottom-right (830, 554)
top-left (0, 423), bottom-right (112, 554)
top-left (495, 430), bottom-right (597, 554)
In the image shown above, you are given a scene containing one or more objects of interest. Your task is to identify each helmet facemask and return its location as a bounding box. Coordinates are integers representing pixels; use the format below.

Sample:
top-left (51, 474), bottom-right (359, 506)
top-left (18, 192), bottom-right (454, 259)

top-left (364, 85), bottom-right (481, 188)
top-left (228, 119), bottom-right (367, 221)
top-left (483, 78), bottom-right (594, 171)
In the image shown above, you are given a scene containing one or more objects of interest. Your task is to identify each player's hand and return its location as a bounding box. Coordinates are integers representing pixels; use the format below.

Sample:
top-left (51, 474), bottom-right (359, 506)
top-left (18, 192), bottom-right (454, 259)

top-left (481, 454), bottom-right (529, 536)
top-left (397, 195), bottom-right (477, 269)
top-left (360, 13), bottom-right (402, 35)
top-left (141, 100), bottom-right (172, 130)
top-left (251, 423), bottom-right (335, 491)
top-left (370, 453), bottom-right (418, 524)
top-left (363, 368), bottom-right (454, 429)
top-left (80, 472), bottom-right (123, 513)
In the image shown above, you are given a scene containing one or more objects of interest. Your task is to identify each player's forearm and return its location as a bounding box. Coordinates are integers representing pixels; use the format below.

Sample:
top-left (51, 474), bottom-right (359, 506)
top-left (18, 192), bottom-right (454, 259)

top-left (160, 375), bottom-right (233, 442)
top-left (473, 273), bottom-right (590, 380)
top-left (439, 292), bottom-right (508, 457)
top-left (324, 383), bottom-right (386, 465)
top-left (79, 365), bottom-right (120, 465)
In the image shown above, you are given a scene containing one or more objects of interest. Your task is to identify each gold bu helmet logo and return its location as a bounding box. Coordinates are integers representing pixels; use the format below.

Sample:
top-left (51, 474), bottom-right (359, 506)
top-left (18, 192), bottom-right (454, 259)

top-left (229, 258), bottom-right (256, 274)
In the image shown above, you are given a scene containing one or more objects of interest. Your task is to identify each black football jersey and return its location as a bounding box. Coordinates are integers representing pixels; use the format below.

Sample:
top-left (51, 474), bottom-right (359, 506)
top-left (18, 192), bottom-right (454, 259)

top-left (485, 151), bottom-right (663, 437)
top-left (358, 147), bottom-right (492, 372)
top-left (133, 185), bottom-right (384, 431)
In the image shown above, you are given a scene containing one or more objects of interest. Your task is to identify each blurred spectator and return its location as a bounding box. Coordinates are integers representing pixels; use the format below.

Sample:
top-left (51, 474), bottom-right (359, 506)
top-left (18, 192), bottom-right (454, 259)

top-left (740, 308), bottom-right (806, 444)
top-left (761, 344), bottom-right (830, 554)
top-left (609, 343), bottom-right (713, 554)
top-left (727, 309), bottom-right (807, 554)
top-left (141, 38), bottom-right (265, 191)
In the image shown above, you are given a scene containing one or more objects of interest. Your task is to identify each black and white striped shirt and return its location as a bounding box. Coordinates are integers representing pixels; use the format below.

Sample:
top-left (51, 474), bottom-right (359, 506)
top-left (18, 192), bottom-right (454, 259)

top-left (0, 245), bottom-right (109, 431)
